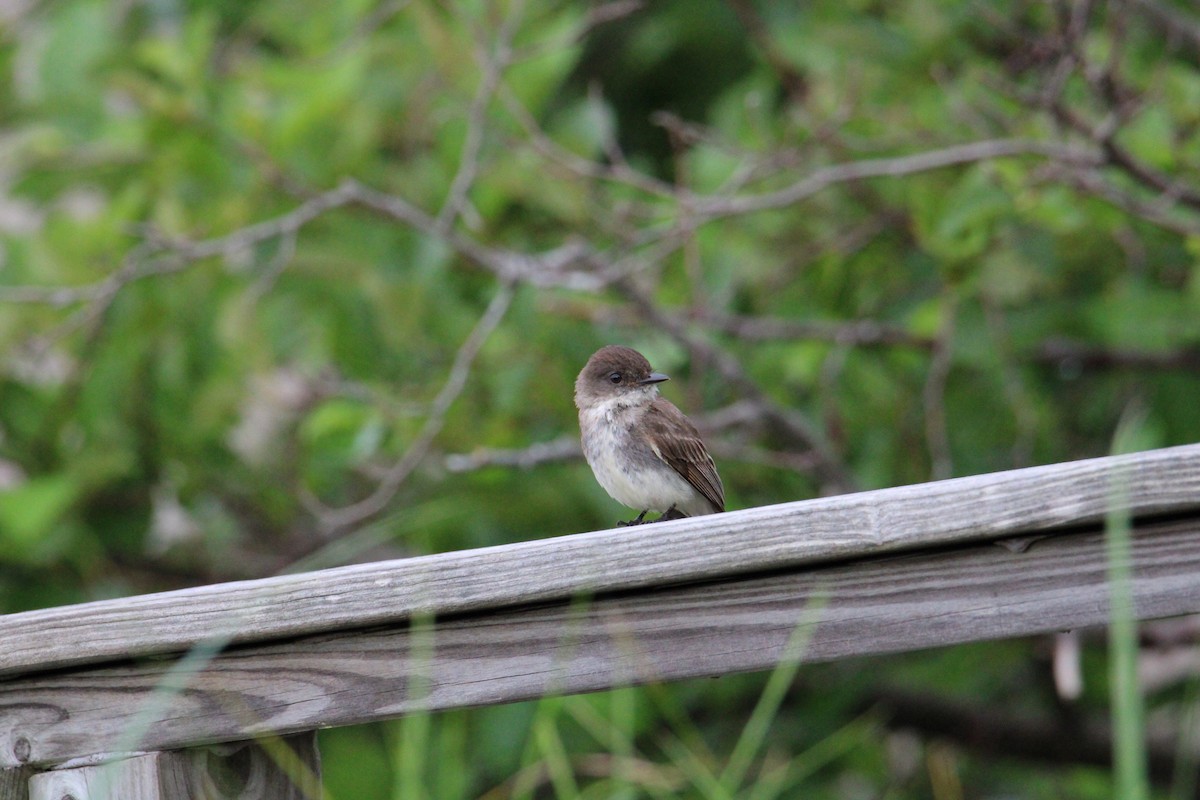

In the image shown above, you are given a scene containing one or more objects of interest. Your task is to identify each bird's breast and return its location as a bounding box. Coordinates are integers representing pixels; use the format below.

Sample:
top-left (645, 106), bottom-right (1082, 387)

top-left (579, 401), bottom-right (699, 513)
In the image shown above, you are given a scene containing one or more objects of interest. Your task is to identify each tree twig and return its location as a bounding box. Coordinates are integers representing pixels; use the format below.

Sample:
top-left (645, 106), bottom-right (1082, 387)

top-left (309, 279), bottom-right (517, 534)
top-left (923, 289), bottom-right (958, 480)
top-left (869, 686), bottom-right (1199, 795)
top-left (613, 278), bottom-right (858, 493)
top-left (692, 139), bottom-right (1098, 218)
top-left (435, 1), bottom-right (524, 232)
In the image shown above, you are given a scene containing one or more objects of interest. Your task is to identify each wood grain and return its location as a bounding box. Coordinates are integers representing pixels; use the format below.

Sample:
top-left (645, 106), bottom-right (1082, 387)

top-left (3, 515), bottom-right (1198, 768)
top-left (2, 444), bottom-right (1199, 679)
top-left (25, 734), bottom-right (319, 800)
top-left (0, 767), bottom-right (31, 800)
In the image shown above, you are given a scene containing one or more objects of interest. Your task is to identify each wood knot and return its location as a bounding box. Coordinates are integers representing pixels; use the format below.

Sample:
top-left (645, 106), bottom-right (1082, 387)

top-left (12, 736), bottom-right (31, 763)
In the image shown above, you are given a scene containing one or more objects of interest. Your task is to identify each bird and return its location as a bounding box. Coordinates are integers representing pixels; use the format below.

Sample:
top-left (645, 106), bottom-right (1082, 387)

top-left (574, 345), bottom-right (724, 525)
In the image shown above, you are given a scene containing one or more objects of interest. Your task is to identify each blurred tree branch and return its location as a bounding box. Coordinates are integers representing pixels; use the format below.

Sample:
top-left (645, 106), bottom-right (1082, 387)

top-left (1126, 0), bottom-right (1200, 51)
top-left (1, 0), bottom-right (1197, 588)
top-left (303, 278), bottom-right (517, 535)
top-left (870, 687), bottom-right (1199, 796)
top-left (2, 133), bottom-right (1142, 504)
top-left (2, 2), bottom-right (1199, 794)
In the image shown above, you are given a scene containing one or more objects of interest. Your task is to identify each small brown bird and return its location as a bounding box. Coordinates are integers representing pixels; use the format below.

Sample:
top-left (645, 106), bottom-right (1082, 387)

top-left (575, 345), bottom-right (724, 525)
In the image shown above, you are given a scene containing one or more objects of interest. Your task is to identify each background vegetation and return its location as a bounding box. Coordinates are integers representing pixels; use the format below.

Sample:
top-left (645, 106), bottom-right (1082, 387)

top-left (3, 0), bottom-right (1200, 797)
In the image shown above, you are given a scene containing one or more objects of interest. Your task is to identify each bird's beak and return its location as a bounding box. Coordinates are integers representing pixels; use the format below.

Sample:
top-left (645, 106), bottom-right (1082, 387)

top-left (639, 372), bottom-right (669, 385)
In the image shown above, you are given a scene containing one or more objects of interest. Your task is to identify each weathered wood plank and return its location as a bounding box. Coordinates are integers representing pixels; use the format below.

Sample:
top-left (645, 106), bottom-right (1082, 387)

top-left (25, 734), bottom-right (319, 800)
top-left (2, 444), bottom-right (1199, 680)
top-left (0, 767), bottom-right (32, 800)
top-left (3, 515), bottom-right (1198, 768)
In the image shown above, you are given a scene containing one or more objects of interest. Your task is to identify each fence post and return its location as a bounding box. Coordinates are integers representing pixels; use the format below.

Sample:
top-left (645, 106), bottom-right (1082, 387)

top-left (1, 767), bottom-right (33, 800)
top-left (24, 733), bottom-right (320, 800)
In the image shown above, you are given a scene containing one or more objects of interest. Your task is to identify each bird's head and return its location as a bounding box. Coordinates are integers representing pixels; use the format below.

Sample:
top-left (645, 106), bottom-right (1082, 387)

top-left (574, 345), bottom-right (669, 412)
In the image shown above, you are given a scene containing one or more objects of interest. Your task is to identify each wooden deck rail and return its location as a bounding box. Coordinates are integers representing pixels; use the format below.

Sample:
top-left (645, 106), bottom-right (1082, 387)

top-left (3, 444), bottom-right (1200, 798)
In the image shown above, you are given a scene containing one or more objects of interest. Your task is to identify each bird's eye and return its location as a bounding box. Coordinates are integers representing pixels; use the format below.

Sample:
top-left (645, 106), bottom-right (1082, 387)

top-left (608, 372), bottom-right (622, 384)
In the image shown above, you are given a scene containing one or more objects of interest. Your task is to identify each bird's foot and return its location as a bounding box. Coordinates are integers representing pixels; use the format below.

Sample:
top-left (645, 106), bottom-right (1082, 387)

top-left (656, 505), bottom-right (687, 522)
top-left (618, 510), bottom-right (650, 527)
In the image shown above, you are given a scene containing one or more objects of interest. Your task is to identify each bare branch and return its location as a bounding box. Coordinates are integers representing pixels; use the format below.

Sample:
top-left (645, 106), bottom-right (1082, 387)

top-left (0, 136), bottom-right (1110, 325)
top-left (0, 177), bottom-right (611, 330)
top-left (343, 180), bottom-right (609, 289)
top-left (1034, 339), bottom-right (1200, 373)
top-left (444, 435), bottom-right (580, 473)
top-left (1039, 0), bottom-right (1094, 109)
top-left (498, 82), bottom-right (679, 201)
top-left (442, 400), bottom-right (767, 476)
top-left (693, 139), bottom-right (1098, 218)
top-left (869, 686), bottom-right (1194, 789)
top-left (1041, 96), bottom-right (1200, 213)
top-left (723, 0), bottom-right (808, 103)
top-left (1141, 615), bottom-right (1200, 648)
top-left (311, 279), bottom-right (517, 534)
top-left (1057, 166), bottom-right (1200, 236)
top-left (923, 290), bottom-right (958, 481)
top-left (982, 298), bottom-right (1038, 468)
top-left (0, 181), bottom-right (361, 309)
top-left (1126, 0), bottom-right (1200, 52)
top-left (435, 2), bottom-right (523, 232)
top-left (705, 313), bottom-right (934, 348)
top-left (1138, 646), bottom-right (1200, 693)
top-left (613, 279), bottom-right (858, 493)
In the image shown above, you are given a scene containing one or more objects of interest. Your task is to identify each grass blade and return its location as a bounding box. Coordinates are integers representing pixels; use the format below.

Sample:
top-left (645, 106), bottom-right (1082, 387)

top-left (719, 589), bottom-right (827, 794)
top-left (1107, 408), bottom-right (1151, 800)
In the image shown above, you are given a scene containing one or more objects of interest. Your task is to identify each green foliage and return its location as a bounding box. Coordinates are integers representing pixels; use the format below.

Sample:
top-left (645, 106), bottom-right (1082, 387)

top-left (3, 0), bottom-right (1200, 797)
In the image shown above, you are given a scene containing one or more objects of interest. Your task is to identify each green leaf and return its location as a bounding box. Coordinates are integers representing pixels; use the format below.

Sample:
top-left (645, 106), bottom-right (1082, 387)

top-left (0, 474), bottom-right (80, 558)
top-left (301, 399), bottom-right (375, 449)
top-left (1119, 105), bottom-right (1176, 170)
top-left (913, 167), bottom-right (1010, 262)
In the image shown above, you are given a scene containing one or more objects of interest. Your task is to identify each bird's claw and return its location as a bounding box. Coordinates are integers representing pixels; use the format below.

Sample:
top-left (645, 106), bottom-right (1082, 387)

top-left (619, 506), bottom-right (687, 526)
top-left (658, 506), bottom-right (687, 522)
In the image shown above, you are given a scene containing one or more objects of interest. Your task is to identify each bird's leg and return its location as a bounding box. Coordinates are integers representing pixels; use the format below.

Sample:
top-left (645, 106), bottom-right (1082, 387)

top-left (657, 504), bottom-right (687, 522)
top-left (618, 510), bottom-right (650, 527)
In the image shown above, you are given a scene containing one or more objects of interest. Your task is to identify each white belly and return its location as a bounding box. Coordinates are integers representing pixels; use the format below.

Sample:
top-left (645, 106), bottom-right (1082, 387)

top-left (580, 401), bottom-right (712, 515)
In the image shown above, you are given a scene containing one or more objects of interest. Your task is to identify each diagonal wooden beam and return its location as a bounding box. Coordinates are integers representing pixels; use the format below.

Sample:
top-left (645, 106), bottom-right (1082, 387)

top-left (2, 444), bottom-right (1199, 681)
top-left (3, 514), bottom-right (1199, 768)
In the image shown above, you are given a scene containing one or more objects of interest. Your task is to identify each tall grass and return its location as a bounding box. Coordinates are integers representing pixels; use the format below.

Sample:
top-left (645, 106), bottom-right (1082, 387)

top-left (1107, 408), bottom-right (1152, 800)
top-left (466, 590), bottom-right (843, 799)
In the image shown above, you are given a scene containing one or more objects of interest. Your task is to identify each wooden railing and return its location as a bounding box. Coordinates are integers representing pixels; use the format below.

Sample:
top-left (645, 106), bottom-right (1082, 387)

top-left (3, 444), bottom-right (1200, 799)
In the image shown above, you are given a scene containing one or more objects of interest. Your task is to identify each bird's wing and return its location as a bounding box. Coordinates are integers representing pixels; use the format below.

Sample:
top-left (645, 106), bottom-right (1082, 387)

top-left (644, 398), bottom-right (725, 512)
